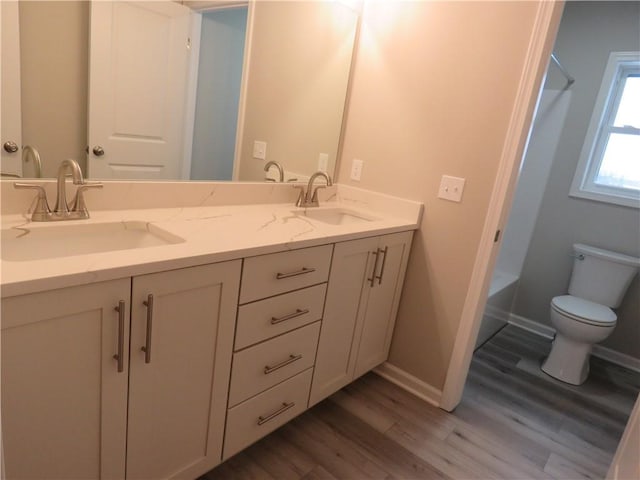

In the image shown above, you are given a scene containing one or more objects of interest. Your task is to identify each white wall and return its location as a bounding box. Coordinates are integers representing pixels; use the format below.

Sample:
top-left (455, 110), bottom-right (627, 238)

top-left (512, 1), bottom-right (640, 359)
top-left (237, 1), bottom-right (357, 181)
top-left (19, 1), bottom-right (89, 177)
top-left (337, 1), bottom-right (546, 391)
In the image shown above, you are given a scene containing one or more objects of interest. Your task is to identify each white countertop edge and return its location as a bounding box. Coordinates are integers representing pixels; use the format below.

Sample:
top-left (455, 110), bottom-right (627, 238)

top-left (1, 201), bottom-right (420, 298)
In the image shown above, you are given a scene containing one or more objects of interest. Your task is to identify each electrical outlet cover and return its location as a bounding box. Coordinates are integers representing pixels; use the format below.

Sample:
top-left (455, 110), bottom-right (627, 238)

top-left (350, 159), bottom-right (363, 181)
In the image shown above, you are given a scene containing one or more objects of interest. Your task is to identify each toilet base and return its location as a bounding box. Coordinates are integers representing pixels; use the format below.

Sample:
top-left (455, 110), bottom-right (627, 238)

top-left (541, 334), bottom-right (591, 385)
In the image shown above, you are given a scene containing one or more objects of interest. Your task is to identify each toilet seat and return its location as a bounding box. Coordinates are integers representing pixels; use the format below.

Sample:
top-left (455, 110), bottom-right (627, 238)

top-left (551, 295), bottom-right (617, 327)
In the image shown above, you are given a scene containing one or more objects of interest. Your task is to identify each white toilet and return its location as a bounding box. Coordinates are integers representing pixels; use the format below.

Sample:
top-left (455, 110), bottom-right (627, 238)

top-left (541, 243), bottom-right (639, 385)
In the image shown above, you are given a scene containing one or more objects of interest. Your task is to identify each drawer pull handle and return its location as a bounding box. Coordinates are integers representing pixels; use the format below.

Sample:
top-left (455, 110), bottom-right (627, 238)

top-left (368, 249), bottom-right (380, 287)
top-left (113, 300), bottom-right (125, 373)
top-left (141, 294), bottom-right (154, 364)
top-left (264, 354), bottom-right (302, 374)
top-left (276, 267), bottom-right (316, 280)
top-left (257, 402), bottom-right (295, 426)
top-left (271, 308), bottom-right (310, 325)
top-left (376, 246), bottom-right (389, 285)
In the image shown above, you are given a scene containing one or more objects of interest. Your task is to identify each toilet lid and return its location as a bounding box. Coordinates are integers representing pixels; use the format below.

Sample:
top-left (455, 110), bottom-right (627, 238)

top-left (551, 295), bottom-right (617, 326)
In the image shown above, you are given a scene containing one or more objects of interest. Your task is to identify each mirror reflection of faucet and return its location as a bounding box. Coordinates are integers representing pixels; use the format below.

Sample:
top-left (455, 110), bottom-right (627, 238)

top-left (22, 145), bottom-right (43, 178)
top-left (263, 161), bottom-right (284, 182)
top-left (14, 158), bottom-right (102, 222)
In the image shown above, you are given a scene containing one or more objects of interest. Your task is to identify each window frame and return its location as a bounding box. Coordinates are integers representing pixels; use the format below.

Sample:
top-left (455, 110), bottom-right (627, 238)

top-left (569, 51), bottom-right (640, 209)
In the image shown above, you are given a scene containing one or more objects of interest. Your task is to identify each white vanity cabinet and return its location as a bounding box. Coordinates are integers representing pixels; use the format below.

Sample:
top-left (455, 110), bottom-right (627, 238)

top-left (1, 278), bottom-right (131, 480)
top-left (1, 260), bottom-right (241, 480)
top-left (223, 245), bottom-right (331, 459)
top-left (126, 261), bottom-right (240, 480)
top-left (309, 231), bottom-right (413, 406)
top-left (1, 227), bottom-right (416, 478)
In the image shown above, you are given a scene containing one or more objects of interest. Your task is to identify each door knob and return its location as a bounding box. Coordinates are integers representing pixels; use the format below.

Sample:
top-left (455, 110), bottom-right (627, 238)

top-left (92, 146), bottom-right (105, 156)
top-left (3, 141), bottom-right (19, 153)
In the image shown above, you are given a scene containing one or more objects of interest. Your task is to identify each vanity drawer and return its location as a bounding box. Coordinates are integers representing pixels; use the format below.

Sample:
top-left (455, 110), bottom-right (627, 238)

top-left (228, 322), bottom-right (320, 407)
top-left (235, 283), bottom-right (327, 350)
top-left (239, 245), bottom-right (333, 304)
top-left (224, 368), bottom-right (312, 460)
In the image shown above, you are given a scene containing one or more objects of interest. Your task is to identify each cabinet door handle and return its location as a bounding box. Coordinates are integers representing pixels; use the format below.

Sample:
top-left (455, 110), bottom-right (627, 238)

top-left (113, 300), bottom-right (125, 373)
top-left (257, 402), bottom-right (295, 426)
top-left (271, 308), bottom-right (309, 325)
top-left (264, 354), bottom-right (302, 374)
top-left (275, 267), bottom-right (315, 280)
top-left (368, 249), bottom-right (381, 287)
top-left (376, 246), bottom-right (389, 285)
top-left (141, 294), bottom-right (154, 364)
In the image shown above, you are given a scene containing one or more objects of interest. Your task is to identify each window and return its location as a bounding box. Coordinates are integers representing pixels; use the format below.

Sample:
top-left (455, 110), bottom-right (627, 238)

top-left (570, 52), bottom-right (640, 208)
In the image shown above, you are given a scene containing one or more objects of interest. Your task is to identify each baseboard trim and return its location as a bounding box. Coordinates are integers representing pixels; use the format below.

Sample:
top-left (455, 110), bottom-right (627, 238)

top-left (592, 346), bottom-right (640, 374)
top-left (508, 314), bottom-right (640, 373)
top-left (508, 313), bottom-right (555, 338)
top-left (373, 362), bottom-right (442, 408)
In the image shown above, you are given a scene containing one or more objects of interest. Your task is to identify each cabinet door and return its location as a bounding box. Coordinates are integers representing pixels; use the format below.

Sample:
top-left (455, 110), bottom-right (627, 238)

top-left (1, 279), bottom-right (131, 480)
top-left (126, 261), bottom-right (240, 480)
top-left (353, 231), bottom-right (413, 378)
top-left (309, 236), bottom-right (378, 407)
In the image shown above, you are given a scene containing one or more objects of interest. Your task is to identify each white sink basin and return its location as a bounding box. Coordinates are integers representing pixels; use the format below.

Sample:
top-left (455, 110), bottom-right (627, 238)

top-left (294, 208), bottom-right (378, 226)
top-left (1, 221), bottom-right (184, 261)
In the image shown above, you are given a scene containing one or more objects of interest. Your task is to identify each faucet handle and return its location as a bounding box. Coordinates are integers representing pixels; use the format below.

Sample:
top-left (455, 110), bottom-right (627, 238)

top-left (71, 182), bottom-right (103, 216)
top-left (14, 182), bottom-right (52, 220)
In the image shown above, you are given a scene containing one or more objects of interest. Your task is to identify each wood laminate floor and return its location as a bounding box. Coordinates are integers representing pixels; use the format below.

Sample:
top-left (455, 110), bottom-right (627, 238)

top-left (201, 325), bottom-right (640, 479)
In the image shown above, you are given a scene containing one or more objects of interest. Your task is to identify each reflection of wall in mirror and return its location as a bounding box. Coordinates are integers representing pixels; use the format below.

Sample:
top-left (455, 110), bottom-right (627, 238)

top-left (237, 1), bottom-right (358, 182)
top-left (19, 1), bottom-right (89, 178)
top-left (191, 8), bottom-right (248, 181)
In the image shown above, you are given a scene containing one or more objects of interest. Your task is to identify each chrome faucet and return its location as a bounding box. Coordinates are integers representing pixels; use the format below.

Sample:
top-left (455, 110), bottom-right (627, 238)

top-left (295, 171), bottom-right (333, 207)
top-left (54, 159), bottom-right (85, 215)
top-left (264, 160), bottom-right (284, 182)
top-left (14, 158), bottom-right (102, 221)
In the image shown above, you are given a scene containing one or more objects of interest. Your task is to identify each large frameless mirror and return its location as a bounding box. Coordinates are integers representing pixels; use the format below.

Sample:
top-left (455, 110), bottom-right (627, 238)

top-left (0, 0), bottom-right (360, 182)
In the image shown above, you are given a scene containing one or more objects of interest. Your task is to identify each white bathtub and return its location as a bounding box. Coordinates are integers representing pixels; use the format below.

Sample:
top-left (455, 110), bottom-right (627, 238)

top-left (475, 271), bottom-right (519, 349)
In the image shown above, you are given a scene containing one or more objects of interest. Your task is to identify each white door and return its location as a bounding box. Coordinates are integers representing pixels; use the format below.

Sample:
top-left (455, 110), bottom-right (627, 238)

top-left (1, 279), bottom-right (131, 480)
top-left (353, 231), bottom-right (413, 378)
top-left (127, 261), bottom-right (240, 479)
top-left (1, 1), bottom-right (23, 178)
top-left (309, 236), bottom-right (378, 407)
top-left (88, 1), bottom-right (193, 179)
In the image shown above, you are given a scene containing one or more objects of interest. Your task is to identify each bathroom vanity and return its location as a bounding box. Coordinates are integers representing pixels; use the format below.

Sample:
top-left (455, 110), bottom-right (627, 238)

top-left (0, 182), bottom-right (421, 480)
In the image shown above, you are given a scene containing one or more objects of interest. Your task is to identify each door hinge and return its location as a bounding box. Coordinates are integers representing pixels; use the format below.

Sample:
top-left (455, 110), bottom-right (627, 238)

top-left (494, 230), bottom-right (501, 243)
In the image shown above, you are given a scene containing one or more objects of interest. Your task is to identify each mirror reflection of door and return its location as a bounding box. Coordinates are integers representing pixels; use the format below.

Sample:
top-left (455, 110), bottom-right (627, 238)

top-left (88, 1), bottom-right (193, 179)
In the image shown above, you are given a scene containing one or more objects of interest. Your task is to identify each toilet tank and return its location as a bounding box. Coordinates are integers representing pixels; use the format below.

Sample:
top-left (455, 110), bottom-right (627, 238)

top-left (568, 244), bottom-right (639, 308)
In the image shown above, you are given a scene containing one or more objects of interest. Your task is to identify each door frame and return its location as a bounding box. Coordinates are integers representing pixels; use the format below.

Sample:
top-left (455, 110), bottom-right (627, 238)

top-left (439, 0), bottom-right (566, 412)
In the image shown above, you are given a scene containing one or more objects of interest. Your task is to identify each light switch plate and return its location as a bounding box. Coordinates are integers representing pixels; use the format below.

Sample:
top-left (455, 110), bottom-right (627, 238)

top-left (438, 175), bottom-right (466, 202)
top-left (350, 158), bottom-right (363, 181)
top-left (253, 141), bottom-right (267, 160)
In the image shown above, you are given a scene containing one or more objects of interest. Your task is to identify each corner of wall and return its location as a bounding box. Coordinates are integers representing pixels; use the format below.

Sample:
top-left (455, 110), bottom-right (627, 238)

top-left (374, 362), bottom-right (442, 408)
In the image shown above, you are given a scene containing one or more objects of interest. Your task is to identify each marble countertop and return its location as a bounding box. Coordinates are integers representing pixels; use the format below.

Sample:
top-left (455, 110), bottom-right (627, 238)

top-left (1, 196), bottom-right (421, 298)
